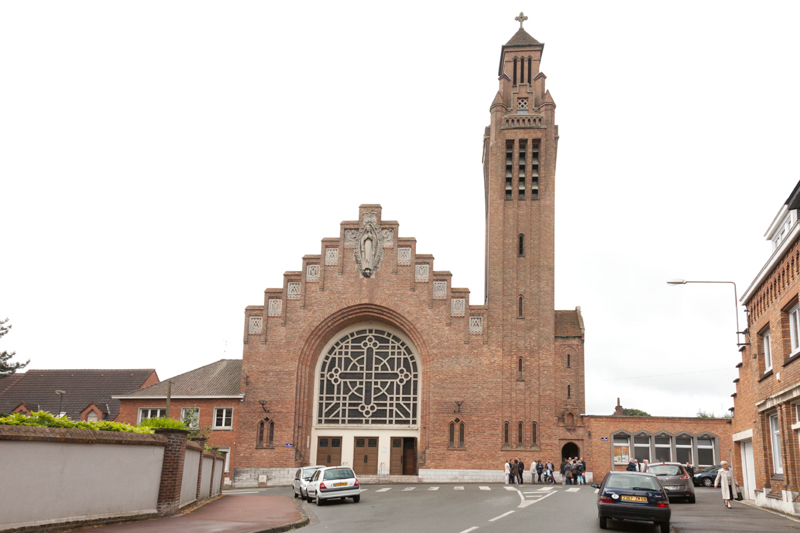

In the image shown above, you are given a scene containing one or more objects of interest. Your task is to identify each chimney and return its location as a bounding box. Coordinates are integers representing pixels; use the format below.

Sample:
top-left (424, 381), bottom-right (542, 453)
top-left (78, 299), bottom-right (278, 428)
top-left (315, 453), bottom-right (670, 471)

top-left (614, 398), bottom-right (624, 416)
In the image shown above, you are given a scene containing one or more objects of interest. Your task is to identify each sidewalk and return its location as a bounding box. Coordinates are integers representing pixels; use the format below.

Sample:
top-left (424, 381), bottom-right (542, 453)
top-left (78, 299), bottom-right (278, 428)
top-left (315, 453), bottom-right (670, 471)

top-left (74, 495), bottom-right (306, 533)
top-left (671, 488), bottom-right (800, 532)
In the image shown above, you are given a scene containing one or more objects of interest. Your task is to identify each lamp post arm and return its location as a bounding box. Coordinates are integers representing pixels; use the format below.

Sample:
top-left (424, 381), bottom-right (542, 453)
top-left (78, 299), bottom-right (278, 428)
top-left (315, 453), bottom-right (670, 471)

top-left (683, 281), bottom-right (742, 345)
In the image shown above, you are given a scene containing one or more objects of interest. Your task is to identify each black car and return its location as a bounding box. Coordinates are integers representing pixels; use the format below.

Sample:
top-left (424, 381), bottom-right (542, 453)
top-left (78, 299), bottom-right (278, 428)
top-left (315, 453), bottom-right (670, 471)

top-left (593, 471), bottom-right (671, 533)
top-left (692, 465), bottom-right (721, 487)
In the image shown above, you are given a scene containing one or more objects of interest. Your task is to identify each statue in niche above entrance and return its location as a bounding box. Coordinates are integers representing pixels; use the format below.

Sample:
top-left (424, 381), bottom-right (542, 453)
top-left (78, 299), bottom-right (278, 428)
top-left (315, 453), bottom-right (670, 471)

top-left (354, 212), bottom-right (384, 278)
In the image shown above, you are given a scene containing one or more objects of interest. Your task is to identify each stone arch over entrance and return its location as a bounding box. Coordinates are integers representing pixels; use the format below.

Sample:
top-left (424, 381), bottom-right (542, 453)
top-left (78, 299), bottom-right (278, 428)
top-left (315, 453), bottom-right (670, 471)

top-left (562, 442), bottom-right (580, 460)
top-left (291, 304), bottom-right (430, 467)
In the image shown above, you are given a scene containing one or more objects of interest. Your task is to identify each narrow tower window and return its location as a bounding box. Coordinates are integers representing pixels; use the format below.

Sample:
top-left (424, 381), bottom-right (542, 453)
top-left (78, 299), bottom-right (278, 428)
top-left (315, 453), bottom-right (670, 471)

top-left (518, 139), bottom-right (527, 200)
top-left (504, 422), bottom-right (510, 445)
top-left (513, 58), bottom-right (517, 86)
top-left (568, 385), bottom-right (571, 399)
top-left (518, 358), bottom-right (523, 380)
top-left (527, 57), bottom-right (532, 85)
top-left (532, 422), bottom-right (537, 445)
top-left (518, 422), bottom-right (524, 445)
top-left (518, 296), bottom-right (524, 317)
top-left (567, 354), bottom-right (571, 368)
top-left (459, 422), bottom-right (465, 448)
top-left (520, 57), bottom-right (524, 85)
top-left (505, 140), bottom-right (513, 200)
top-left (531, 140), bottom-right (540, 200)
top-left (449, 422), bottom-right (455, 447)
top-left (518, 234), bottom-right (525, 256)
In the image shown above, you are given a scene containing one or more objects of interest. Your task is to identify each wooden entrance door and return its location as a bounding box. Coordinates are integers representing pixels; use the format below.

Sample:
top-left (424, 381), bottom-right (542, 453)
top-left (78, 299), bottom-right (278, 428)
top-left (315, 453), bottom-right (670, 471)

top-left (390, 437), bottom-right (403, 475)
top-left (403, 438), bottom-right (417, 475)
top-left (316, 437), bottom-right (342, 467)
top-left (353, 437), bottom-right (379, 475)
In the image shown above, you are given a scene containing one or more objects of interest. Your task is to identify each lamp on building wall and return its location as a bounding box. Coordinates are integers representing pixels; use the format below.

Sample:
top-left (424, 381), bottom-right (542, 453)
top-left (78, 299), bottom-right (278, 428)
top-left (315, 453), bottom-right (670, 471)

top-left (454, 401), bottom-right (464, 414)
top-left (666, 279), bottom-right (748, 346)
top-left (55, 390), bottom-right (66, 418)
top-left (259, 399), bottom-right (269, 414)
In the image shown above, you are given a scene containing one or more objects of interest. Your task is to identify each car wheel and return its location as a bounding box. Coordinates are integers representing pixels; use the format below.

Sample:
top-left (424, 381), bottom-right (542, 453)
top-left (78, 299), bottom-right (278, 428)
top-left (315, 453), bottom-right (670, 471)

top-left (301, 489), bottom-right (307, 501)
top-left (315, 493), bottom-right (325, 506)
top-left (599, 517), bottom-right (607, 530)
top-left (353, 495), bottom-right (361, 503)
top-left (659, 521), bottom-right (670, 533)
top-left (703, 478), bottom-right (713, 488)
top-left (293, 489), bottom-right (299, 499)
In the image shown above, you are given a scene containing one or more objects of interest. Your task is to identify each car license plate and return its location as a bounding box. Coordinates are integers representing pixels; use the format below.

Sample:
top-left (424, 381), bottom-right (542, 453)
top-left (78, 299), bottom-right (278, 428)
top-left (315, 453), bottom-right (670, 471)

top-left (666, 486), bottom-right (680, 490)
top-left (620, 495), bottom-right (647, 502)
top-left (334, 482), bottom-right (347, 487)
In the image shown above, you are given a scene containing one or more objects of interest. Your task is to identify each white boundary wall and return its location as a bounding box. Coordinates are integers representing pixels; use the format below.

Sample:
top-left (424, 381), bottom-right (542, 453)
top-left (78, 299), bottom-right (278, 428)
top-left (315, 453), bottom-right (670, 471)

top-left (0, 441), bottom-right (163, 531)
top-left (180, 449), bottom-right (201, 507)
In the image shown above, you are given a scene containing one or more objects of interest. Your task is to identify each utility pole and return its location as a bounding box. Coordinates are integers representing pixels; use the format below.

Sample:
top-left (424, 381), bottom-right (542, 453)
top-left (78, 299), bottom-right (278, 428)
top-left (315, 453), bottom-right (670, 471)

top-left (165, 381), bottom-right (172, 418)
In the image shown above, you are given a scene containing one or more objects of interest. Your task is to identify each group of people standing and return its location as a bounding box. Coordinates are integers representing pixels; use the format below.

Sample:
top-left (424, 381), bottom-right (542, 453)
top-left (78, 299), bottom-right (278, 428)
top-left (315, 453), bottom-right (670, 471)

top-left (503, 458), bottom-right (585, 484)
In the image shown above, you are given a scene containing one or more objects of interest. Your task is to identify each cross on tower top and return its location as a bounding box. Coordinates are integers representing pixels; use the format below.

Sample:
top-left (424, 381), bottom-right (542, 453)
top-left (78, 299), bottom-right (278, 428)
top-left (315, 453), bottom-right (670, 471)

top-left (515, 12), bottom-right (528, 30)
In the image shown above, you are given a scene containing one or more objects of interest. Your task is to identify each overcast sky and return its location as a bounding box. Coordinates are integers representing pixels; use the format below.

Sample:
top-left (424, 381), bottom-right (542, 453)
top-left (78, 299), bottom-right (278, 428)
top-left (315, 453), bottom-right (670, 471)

top-left (3, 1), bottom-right (799, 418)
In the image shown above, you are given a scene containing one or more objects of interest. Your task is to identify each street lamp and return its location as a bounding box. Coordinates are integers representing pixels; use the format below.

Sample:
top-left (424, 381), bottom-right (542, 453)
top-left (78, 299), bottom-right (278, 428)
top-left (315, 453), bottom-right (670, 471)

top-left (55, 390), bottom-right (66, 418)
top-left (666, 279), bottom-right (747, 346)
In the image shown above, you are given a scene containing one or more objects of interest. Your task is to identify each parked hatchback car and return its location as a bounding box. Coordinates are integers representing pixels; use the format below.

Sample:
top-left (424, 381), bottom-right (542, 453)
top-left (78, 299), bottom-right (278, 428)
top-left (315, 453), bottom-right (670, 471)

top-left (693, 465), bottom-right (721, 487)
top-left (648, 462), bottom-right (695, 503)
top-left (293, 465), bottom-right (324, 501)
top-left (306, 466), bottom-right (361, 505)
top-left (593, 471), bottom-right (671, 533)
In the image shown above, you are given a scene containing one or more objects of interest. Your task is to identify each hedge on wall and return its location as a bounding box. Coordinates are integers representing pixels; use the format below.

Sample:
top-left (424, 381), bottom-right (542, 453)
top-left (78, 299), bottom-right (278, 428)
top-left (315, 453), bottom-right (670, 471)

top-left (0, 411), bottom-right (154, 433)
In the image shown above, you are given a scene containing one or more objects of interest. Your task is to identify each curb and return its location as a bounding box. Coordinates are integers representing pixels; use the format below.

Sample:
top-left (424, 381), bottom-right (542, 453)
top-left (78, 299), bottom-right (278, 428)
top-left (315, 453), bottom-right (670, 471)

top-left (251, 498), bottom-right (310, 533)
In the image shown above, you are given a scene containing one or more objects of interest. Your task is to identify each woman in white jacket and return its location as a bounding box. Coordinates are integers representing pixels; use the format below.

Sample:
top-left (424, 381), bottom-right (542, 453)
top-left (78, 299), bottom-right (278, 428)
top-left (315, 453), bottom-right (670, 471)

top-left (504, 460), bottom-right (511, 484)
top-left (714, 460), bottom-right (739, 509)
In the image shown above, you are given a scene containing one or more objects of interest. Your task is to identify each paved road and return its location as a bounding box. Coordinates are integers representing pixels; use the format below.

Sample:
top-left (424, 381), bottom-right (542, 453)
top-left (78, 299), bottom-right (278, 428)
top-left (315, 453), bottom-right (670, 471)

top-left (224, 484), bottom-right (800, 533)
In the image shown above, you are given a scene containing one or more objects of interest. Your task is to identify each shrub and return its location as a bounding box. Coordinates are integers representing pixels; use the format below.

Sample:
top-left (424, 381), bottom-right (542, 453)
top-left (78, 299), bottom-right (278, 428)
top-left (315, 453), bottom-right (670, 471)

top-left (137, 417), bottom-right (188, 430)
top-left (0, 411), bottom-right (152, 433)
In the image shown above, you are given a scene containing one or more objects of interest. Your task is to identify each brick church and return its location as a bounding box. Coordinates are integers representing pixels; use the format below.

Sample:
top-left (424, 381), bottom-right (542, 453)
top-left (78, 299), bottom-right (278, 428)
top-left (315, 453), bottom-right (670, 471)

top-left (234, 16), bottom-right (589, 485)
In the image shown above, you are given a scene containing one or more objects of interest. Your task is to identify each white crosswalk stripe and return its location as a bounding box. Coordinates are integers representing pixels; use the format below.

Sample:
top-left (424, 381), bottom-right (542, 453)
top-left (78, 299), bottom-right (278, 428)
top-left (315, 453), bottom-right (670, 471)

top-left (503, 486), bottom-right (518, 491)
top-left (566, 488), bottom-right (580, 492)
top-left (402, 487), bottom-right (415, 491)
top-left (479, 486), bottom-right (491, 490)
top-left (454, 486), bottom-right (464, 490)
top-left (428, 486), bottom-right (439, 491)
top-left (376, 488), bottom-right (391, 492)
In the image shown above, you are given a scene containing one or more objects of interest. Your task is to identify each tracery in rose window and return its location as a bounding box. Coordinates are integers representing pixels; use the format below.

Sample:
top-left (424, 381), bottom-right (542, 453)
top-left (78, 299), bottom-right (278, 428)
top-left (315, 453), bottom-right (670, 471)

top-left (317, 328), bottom-right (418, 425)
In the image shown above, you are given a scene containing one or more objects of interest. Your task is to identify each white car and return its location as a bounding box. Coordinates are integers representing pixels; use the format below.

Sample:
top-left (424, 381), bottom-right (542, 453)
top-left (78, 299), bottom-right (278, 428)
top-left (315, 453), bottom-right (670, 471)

top-left (293, 465), bottom-right (324, 501)
top-left (306, 466), bottom-right (361, 505)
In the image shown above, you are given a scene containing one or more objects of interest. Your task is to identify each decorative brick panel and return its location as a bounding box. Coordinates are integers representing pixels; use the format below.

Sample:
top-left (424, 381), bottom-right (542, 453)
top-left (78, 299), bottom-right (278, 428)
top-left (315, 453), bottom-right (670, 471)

top-left (433, 281), bottom-right (447, 300)
top-left (268, 299), bottom-right (282, 317)
top-left (397, 248), bottom-right (411, 266)
top-left (248, 316), bottom-right (262, 335)
top-left (287, 282), bottom-right (301, 300)
top-left (415, 264), bottom-right (429, 283)
top-left (306, 264), bottom-right (320, 282)
top-left (450, 299), bottom-right (465, 317)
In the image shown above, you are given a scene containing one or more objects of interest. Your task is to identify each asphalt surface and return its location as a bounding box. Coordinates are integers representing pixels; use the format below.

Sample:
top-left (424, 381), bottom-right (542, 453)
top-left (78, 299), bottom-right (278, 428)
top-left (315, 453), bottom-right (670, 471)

top-left (220, 483), bottom-right (800, 533)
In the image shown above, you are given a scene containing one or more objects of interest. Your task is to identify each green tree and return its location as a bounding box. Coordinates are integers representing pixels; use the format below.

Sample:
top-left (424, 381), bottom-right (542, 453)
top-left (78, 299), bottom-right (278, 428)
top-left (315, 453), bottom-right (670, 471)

top-left (620, 408), bottom-right (651, 417)
top-left (696, 409), bottom-right (732, 419)
top-left (0, 318), bottom-right (28, 379)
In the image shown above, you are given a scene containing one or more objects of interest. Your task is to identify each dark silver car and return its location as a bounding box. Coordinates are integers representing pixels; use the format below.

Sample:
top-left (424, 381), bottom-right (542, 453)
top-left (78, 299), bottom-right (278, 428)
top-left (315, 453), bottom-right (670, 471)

top-left (648, 462), bottom-right (696, 503)
top-left (293, 465), bottom-right (324, 501)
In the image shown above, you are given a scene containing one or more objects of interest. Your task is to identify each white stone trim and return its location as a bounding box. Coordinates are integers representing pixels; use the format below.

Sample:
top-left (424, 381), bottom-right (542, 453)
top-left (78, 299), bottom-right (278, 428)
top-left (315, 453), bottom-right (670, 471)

top-left (248, 316), bottom-right (262, 334)
top-left (268, 299), bottom-right (282, 317)
top-left (451, 299), bottom-right (465, 317)
top-left (732, 429), bottom-right (753, 442)
top-left (325, 249), bottom-right (338, 266)
top-left (415, 264), bottom-right (429, 283)
top-left (287, 282), bottom-right (301, 300)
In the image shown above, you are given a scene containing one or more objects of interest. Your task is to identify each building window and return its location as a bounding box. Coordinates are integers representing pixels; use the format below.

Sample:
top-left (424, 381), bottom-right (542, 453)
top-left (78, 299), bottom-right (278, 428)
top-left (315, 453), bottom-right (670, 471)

top-left (214, 407), bottom-right (233, 429)
top-left (518, 358), bottom-right (523, 380)
top-left (654, 436), bottom-right (672, 462)
top-left (527, 57), bottom-right (532, 85)
top-left (505, 140), bottom-right (513, 200)
top-left (531, 422), bottom-right (537, 445)
top-left (633, 435), bottom-right (650, 463)
top-left (567, 384), bottom-right (571, 399)
top-left (449, 422), bottom-right (455, 447)
top-left (518, 234), bottom-right (524, 256)
top-left (697, 437), bottom-right (714, 467)
top-left (459, 421), bottom-right (465, 448)
top-left (518, 139), bottom-right (527, 199)
top-left (676, 436), bottom-right (693, 464)
top-left (504, 422), bottom-right (510, 446)
top-left (86, 411), bottom-right (99, 422)
top-left (450, 419), bottom-right (465, 448)
top-left (257, 418), bottom-right (274, 447)
top-left (530, 140), bottom-right (539, 200)
top-left (518, 422), bottom-right (524, 445)
top-left (513, 57), bottom-right (517, 86)
top-left (770, 413), bottom-right (783, 474)
top-left (181, 407), bottom-right (199, 429)
top-left (764, 330), bottom-right (773, 372)
top-left (138, 408), bottom-right (166, 423)
top-left (217, 446), bottom-right (231, 474)
top-left (518, 296), bottom-right (524, 317)
top-left (520, 58), bottom-right (524, 88)
top-left (567, 354), bottom-right (571, 368)
top-left (614, 435), bottom-right (630, 464)
top-left (790, 304), bottom-right (800, 355)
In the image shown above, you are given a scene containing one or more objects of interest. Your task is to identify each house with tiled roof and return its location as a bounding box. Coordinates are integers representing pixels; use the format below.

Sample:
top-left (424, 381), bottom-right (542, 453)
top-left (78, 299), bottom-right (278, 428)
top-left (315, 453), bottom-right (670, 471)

top-left (114, 359), bottom-right (244, 484)
top-left (0, 369), bottom-right (159, 421)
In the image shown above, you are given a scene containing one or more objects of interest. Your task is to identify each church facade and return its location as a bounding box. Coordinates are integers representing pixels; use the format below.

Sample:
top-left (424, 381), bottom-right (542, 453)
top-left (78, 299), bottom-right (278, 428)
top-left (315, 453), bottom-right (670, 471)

top-left (234, 20), bottom-right (588, 485)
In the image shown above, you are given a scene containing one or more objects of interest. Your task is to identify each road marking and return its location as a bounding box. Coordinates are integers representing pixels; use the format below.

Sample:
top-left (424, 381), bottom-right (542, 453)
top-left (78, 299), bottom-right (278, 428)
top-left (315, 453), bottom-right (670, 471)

top-left (479, 486), bottom-right (491, 490)
top-left (537, 487), bottom-right (555, 492)
top-left (504, 486), bottom-right (518, 491)
top-left (519, 490), bottom-right (556, 508)
top-left (428, 486), bottom-right (439, 491)
top-left (360, 489), bottom-right (368, 492)
top-left (459, 528), bottom-right (479, 533)
top-left (402, 487), bottom-right (415, 491)
top-left (454, 486), bottom-right (464, 490)
top-left (594, 489), bottom-right (599, 494)
top-left (224, 491), bottom-right (259, 494)
top-left (566, 488), bottom-right (580, 492)
top-left (489, 511), bottom-right (515, 522)
top-left (376, 488), bottom-right (391, 492)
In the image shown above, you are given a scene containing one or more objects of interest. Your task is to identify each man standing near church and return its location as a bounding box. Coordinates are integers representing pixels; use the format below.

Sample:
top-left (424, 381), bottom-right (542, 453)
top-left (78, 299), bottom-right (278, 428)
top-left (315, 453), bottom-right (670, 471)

top-left (518, 458), bottom-right (525, 484)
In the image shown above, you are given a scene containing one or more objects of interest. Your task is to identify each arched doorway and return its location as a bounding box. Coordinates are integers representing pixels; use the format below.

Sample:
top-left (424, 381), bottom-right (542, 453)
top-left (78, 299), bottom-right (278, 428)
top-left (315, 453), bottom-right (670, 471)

top-left (312, 323), bottom-right (421, 476)
top-left (562, 442), bottom-right (580, 460)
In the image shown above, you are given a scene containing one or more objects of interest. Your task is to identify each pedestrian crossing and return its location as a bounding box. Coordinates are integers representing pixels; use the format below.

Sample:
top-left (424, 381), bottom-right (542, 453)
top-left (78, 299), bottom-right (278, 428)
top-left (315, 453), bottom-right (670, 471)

top-left (360, 485), bottom-right (587, 493)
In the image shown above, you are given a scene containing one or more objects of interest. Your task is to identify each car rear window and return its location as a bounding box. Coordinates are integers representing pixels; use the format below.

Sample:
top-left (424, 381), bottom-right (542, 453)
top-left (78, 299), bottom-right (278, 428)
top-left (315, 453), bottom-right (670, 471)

top-left (650, 465), bottom-right (683, 476)
top-left (323, 468), bottom-right (355, 481)
top-left (302, 467), bottom-right (322, 479)
top-left (605, 474), bottom-right (662, 491)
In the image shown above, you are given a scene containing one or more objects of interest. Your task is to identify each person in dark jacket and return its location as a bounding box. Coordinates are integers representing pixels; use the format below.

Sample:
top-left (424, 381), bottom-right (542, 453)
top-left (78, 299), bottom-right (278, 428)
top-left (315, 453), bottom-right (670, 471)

top-left (536, 460), bottom-right (544, 483)
top-left (511, 459), bottom-right (519, 484)
top-left (626, 459), bottom-right (637, 472)
top-left (518, 459), bottom-right (525, 484)
top-left (685, 462), bottom-right (694, 477)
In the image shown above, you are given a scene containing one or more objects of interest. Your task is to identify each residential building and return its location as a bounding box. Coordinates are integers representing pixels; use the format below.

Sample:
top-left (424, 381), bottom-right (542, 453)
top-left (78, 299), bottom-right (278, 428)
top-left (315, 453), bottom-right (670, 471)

top-left (734, 180), bottom-right (800, 514)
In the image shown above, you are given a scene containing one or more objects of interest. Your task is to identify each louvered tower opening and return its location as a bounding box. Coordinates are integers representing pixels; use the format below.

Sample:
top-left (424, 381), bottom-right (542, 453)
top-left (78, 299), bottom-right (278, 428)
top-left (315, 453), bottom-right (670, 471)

top-left (530, 140), bottom-right (540, 200)
top-left (505, 140), bottom-right (513, 200)
top-left (518, 140), bottom-right (526, 200)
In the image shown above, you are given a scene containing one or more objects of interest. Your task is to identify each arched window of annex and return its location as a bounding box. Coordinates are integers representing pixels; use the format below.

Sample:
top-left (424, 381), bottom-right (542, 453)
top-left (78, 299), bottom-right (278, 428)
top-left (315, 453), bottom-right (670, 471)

top-left (256, 418), bottom-right (274, 448)
top-left (449, 418), bottom-right (465, 449)
top-left (314, 323), bottom-right (421, 426)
